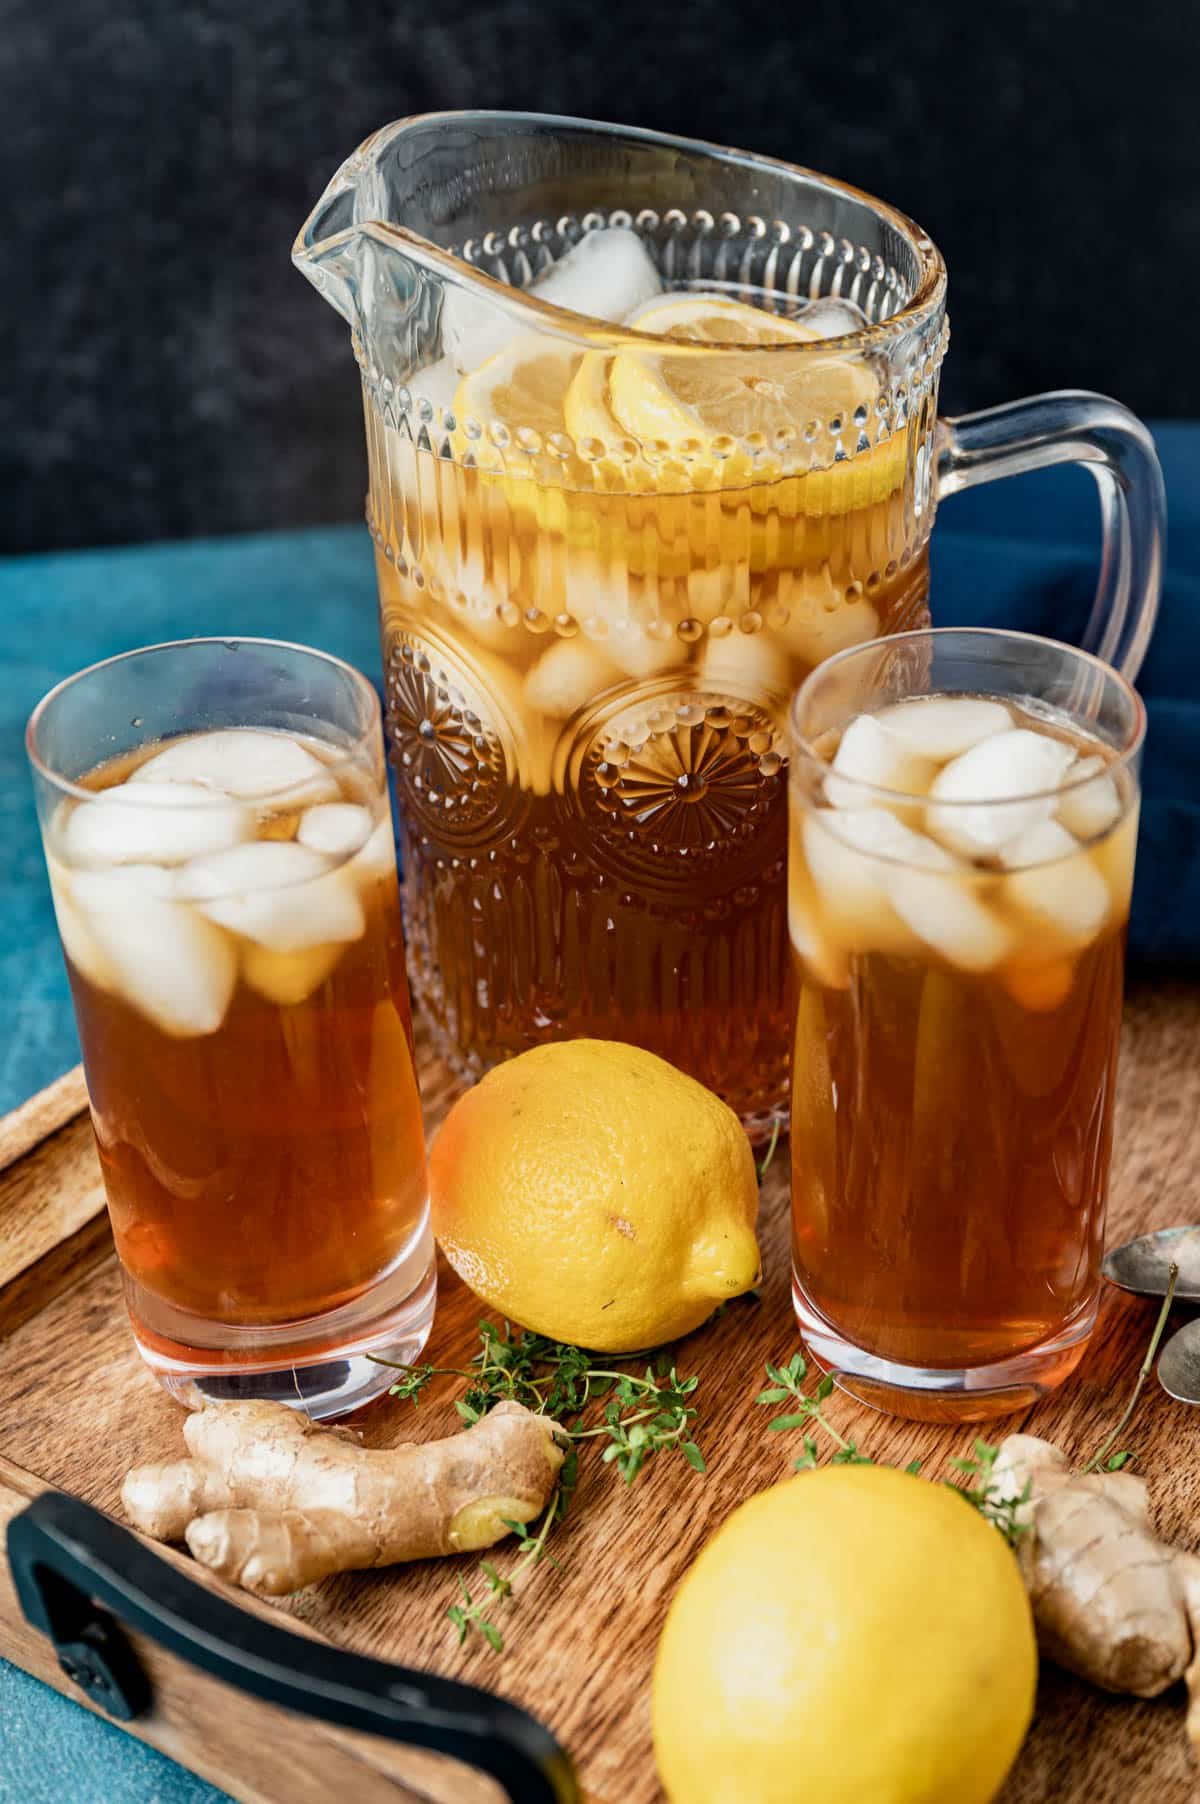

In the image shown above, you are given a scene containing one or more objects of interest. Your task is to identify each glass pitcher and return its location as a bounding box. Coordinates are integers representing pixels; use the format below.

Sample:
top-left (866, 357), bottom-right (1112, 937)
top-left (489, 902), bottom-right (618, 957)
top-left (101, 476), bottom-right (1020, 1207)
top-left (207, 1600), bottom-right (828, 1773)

top-left (295, 111), bottom-right (1163, 1136)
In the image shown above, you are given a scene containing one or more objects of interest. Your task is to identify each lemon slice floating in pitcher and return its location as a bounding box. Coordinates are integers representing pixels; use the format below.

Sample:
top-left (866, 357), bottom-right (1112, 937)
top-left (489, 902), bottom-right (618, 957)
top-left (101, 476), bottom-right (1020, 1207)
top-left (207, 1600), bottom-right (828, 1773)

top-left (605, 292), bottom-right (906, 513)
top-left (560, 348), bottom-right (620, 441)
top-left (609, 292), bottom-right (879, 458)
top-left (566, 295), bottom-right (836, 491)
top-left (451, 334), bottom-right (581, 472)
top-left (624, 291), bottom-right (827, 346)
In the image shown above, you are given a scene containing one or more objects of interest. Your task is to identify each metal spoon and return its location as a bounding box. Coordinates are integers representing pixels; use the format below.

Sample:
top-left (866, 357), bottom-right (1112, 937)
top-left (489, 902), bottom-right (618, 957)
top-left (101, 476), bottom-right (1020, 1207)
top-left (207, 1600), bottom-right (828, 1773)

top-left (1157, 1318), bottom-right (1200, 1404)
top-left (1102, 1225), bottom-right (1200, 1302)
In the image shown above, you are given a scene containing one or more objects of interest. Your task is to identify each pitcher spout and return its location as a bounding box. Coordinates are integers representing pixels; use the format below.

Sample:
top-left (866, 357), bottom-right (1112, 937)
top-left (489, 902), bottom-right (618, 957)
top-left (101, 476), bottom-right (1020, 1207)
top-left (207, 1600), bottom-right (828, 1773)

top-left (293, 122), bottom-right (443, 387)
top-left (294, 114), bottom-right (592, 404)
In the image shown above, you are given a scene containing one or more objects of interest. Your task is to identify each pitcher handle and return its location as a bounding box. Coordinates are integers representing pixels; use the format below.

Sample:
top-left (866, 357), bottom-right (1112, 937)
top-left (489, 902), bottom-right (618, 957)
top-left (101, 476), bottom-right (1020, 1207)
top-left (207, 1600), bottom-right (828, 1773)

top-left (934, 391), bottom-right (1166, 680)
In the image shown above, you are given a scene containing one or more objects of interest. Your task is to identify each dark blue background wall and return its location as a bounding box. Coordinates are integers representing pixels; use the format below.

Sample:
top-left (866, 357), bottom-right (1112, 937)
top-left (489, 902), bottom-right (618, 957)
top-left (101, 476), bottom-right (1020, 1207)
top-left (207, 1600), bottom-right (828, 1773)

top-left (3, 0), bottom-right (1191, 551)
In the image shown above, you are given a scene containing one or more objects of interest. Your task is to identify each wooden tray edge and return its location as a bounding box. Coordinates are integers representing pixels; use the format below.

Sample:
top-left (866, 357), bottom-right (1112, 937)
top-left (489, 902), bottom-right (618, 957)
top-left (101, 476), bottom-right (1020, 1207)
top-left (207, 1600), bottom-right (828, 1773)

top-left (0, 1066), bottom-right (108, 1321)
top-left (0, 1453), bottom-right (523, 1804)
top-left (0, 1065), bottom-right (89, 1173)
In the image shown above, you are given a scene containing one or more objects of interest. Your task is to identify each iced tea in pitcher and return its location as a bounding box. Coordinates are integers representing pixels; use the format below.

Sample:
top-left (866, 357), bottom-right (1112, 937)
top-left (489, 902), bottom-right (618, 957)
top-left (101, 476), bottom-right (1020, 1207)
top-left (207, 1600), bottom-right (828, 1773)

top-left (787, 629), bottom-right (1144, 1420)
top-left (367, 260), bottom-right (936, 1135)
top-left (297, 112), bottom-right (1163, 1131)
top-left (29, 641), bottom-right (435, 1419)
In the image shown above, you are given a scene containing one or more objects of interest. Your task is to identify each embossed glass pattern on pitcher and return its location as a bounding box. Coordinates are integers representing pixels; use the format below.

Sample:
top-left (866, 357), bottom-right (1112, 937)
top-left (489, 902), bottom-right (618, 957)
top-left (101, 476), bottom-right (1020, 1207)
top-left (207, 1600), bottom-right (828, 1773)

top-left (297, 112), bottom-right (1162, 1134)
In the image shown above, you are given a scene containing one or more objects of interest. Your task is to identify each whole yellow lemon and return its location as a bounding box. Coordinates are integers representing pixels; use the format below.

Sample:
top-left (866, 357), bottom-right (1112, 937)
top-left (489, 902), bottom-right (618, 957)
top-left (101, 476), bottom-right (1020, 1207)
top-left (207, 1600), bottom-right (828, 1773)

top-left (428, 1040), bottom-right (760, 1352)
top-left (653, 1465), bottom-right (1036, 1804)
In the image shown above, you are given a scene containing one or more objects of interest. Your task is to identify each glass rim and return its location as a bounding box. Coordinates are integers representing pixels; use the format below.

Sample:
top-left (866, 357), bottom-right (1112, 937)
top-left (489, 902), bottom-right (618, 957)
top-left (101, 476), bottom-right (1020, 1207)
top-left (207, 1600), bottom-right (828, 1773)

top-left (788, 626), bottom-right (1147, 814)
top-left (26, 636), bottom-right (381, 806)
top-left (295, 109), bottom-right (948, 357)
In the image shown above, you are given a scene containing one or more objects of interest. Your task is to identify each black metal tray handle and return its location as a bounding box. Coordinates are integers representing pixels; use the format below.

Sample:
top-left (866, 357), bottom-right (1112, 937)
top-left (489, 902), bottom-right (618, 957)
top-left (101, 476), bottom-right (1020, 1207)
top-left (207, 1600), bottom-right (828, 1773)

top-left (8, 1492), bottom-right (580, 1804)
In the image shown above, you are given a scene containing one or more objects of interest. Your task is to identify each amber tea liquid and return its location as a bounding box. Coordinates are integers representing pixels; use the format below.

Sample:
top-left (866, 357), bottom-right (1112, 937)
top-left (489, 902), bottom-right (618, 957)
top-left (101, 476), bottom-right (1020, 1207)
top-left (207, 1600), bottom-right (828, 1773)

top-left (366, 282), bottom-right (935, 1133)
top-left (44, 725), bottom-right (433, 1413)
top-left (788, 692), bottom-right (1138, 1418)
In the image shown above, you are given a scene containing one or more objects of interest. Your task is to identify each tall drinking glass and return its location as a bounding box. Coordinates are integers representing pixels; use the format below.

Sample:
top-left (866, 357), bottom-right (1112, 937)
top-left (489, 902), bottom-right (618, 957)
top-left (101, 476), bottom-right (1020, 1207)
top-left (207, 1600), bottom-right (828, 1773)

top-left (28, 639), bottom-right (436, 1418)
top-left (788, 628), bottom-right (1144, 1420)
top-left (295, 112), bottom-right (1163, 1138)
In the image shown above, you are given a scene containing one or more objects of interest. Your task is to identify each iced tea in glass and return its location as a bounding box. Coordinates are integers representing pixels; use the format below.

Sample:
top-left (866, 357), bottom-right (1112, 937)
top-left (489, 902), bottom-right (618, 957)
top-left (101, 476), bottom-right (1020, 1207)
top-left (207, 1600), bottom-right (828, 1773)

top-left (787, 629), bottom-right (1143, 1420)
top-left (28, 640), bottom-right (435, 1418)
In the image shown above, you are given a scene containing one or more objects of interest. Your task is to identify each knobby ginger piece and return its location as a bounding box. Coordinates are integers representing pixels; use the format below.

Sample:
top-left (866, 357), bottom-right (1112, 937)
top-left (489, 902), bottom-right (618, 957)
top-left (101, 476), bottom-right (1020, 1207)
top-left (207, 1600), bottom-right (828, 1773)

top-left (993, 1434), bottom-right (1200, 1725)
top-left (122, 1397), bottom-right (564, 1596)
top-left (1179, 1557), bottom-right (1200, 1751)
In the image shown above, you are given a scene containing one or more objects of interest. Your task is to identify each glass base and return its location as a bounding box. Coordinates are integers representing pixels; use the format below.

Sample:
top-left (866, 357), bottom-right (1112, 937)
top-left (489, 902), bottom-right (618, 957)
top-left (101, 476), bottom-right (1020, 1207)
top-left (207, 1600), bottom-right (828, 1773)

top-left (132, 1214), bottom-right (438, 1422)
top-left (792, 1273), bottom-right (1097, 1424)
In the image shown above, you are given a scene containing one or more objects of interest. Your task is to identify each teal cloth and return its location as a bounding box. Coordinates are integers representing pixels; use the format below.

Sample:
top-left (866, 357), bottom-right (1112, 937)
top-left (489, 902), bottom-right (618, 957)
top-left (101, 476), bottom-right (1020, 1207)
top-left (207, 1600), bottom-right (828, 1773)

top-left (1, 427), bottom-right (1197, 1799)
top-left (0, 527), bottom-right (381, 1122)
top-left (0, 1675), bottom-right (225, 1804)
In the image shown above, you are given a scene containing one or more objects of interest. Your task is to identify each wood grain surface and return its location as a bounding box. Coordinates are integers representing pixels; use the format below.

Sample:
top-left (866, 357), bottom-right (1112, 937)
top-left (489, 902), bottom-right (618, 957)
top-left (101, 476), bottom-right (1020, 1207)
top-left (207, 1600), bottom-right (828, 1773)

top-left (0, 1062), bottom-right (98, 1289)
top-left (2, 982), bottom-right (1200, 1803)
top-left (0, 1064), bottom-right (88, 1170)
top-left (0, 1070), bottom-right (110, 1340)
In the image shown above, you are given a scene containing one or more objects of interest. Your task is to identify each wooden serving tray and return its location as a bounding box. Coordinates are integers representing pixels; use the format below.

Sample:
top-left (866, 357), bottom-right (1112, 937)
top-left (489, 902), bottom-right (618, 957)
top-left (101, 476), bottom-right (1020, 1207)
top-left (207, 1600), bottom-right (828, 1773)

top-left (3, 987), bottom-right (1200, 1804)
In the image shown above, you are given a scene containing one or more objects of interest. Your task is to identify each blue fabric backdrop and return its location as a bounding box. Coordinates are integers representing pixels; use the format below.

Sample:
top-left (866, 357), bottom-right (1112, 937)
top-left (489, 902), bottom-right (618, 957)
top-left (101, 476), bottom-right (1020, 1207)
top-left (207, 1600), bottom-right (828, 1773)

top-left (0, 425), bottom-right (1196, 1800)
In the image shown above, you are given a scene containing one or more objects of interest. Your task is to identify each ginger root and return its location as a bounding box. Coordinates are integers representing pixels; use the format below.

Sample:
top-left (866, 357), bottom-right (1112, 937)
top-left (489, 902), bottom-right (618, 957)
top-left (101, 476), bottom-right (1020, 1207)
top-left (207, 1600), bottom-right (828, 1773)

top-left (122, 1397), bottom-right (564, 1596)
top-left (993, 1433), bottom-right (1200, 1750)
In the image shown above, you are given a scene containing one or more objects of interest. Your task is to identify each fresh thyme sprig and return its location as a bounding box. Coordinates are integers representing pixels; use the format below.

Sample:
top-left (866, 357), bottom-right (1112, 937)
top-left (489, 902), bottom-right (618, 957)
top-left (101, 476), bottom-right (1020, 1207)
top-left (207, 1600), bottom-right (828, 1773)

top-left (1081, 1259), bottom-right (1179, 1476)
top-left (574, 1367), bottom-right (704, 1482)
top-left (447, 1449), bottom-right (579, 1652)
top-left (376, 1324), bottom-right (594, 1423)
top-left (378, 1323), bottom-right (704, 1467)
top-left (374, 1324), bottom-right (704, 1650)
top-left (754, 1350), bottom-right (1023, 1543)
top-left (447, 1562), bottom-right (512, 1655)
top-left (947, 1440), bottom-right (1031, 1544)
top-left (756, 1119), bottom-right (782, 1184)
top-left (757, 1352), bottom-right (881, 1471)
